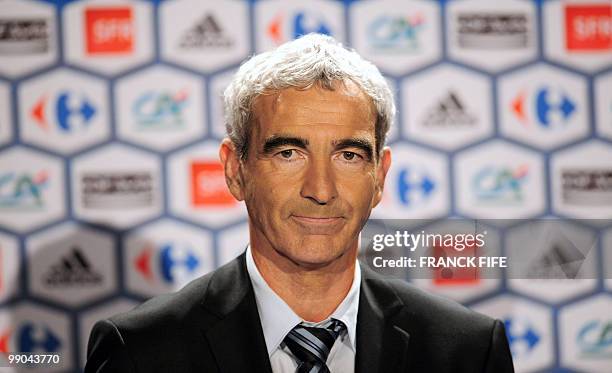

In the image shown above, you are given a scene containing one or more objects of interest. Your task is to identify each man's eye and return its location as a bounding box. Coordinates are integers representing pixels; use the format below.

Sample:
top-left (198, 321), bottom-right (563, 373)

top-left (342, 151), bottom-right (358, 161)
top-left (280, 149), bottom-right (294, 158)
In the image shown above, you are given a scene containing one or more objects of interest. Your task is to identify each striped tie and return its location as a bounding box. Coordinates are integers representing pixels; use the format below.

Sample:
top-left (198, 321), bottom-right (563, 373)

top-left (283, 318), bottom-right (346, 373)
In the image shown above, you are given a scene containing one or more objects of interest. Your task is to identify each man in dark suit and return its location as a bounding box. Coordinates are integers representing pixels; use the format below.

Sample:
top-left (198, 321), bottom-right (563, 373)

top-left (86, 33), bottom-right (514, 373)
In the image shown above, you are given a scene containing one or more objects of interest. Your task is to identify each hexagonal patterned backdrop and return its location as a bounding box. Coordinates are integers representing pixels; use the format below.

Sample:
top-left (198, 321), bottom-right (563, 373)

top-left (0, 0), bottom-right (611, 372)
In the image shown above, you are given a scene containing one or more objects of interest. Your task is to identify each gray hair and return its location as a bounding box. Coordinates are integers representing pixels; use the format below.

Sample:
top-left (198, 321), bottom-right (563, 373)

top-left (223, 33), bottom-right (395, 160)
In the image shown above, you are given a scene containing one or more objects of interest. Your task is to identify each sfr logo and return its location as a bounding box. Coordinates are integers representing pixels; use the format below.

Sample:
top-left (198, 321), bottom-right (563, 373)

top-left (565, 4), bottom-right (612, 51)
top-left (85, 7), bottom-right (134, 54)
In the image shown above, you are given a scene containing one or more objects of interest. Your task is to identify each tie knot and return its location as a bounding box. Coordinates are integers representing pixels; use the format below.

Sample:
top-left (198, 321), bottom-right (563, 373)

top-left (283, 318), bottom-right (346, 371)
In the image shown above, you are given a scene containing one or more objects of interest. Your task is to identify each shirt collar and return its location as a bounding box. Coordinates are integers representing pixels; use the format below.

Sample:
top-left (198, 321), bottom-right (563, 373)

top-left (246, 245), bottom-right (361, 356)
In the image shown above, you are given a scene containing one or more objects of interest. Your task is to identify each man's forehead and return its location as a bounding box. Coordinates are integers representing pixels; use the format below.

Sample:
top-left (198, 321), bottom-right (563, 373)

top-left (252, 82), bottom-right (376, 129)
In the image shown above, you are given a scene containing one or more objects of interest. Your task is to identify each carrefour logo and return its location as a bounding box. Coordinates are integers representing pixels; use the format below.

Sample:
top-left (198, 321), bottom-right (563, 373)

top-left (30, 91), bottom-right (97, 132)
top-left (472, 165), bottom-right (528, 204)
top-left (0, 171), bottom-right (48, 209)
top-left (396, 167), bottom-right (436, 207)
top-left (267, 11), bottom-right (332, 45)
top-left (504, 317), bottom-right (541, 357)
top-left (512, 87), bottom-right (576, 129)
top-left (577, 320), bottom-right (612, 357)
top-left (293, 12), bottom-right (332, 39)
top-left (132, 89), bottom-right (189, 129)
top-left (0, 323), bottom-right (61, 354)
top-left (134, 242), bottom-right (200, 285)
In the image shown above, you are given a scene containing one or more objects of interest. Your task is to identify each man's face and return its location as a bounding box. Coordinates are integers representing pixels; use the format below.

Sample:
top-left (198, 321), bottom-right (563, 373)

top-left (222, 80), bottom-right (391, 268)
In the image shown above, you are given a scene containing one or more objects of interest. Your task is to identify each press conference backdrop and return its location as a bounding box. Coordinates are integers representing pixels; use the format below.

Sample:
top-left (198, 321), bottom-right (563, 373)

top-left (0, 0), bottom-right (611, 371)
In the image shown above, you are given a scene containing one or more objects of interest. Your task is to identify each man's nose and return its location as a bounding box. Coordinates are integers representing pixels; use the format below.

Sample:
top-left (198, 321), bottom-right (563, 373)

top-left (300, 157), bottom-right (338, 205)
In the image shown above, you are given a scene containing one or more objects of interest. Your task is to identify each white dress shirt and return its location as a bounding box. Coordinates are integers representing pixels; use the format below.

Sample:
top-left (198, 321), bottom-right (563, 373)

top-left (246, 246), bottom-right (361, 373)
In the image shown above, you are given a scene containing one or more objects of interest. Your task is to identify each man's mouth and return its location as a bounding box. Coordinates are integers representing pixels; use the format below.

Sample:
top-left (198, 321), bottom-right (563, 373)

top-left (290, 215), bottom-right (346, 234)
top-left (291, 215), bottom-right (343, 224)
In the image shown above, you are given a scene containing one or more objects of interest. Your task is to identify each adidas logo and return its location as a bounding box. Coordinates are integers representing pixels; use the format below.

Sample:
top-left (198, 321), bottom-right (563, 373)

top-left (179, 14), bottom-right (234, 49)
top-left (421, 91), bottom-right (477, 127)
top-left (526, 235), bottom-right (587, 279)
top-left (44, 247), bottom-right (103, 286)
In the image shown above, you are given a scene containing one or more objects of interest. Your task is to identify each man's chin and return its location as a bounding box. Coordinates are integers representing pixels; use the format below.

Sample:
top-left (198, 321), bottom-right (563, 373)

top-left (279, 245), bottom-right (351, 269)
top-left (287, 257), bottom-right (339, 270)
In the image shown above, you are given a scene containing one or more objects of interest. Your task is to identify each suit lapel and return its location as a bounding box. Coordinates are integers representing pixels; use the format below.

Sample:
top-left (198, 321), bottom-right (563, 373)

top-left (199, 254), bottom-right (411, 373)
top-left (200, 253), bottom-right (273, 373)
top-left (356, 265), bottom-right (411, 373)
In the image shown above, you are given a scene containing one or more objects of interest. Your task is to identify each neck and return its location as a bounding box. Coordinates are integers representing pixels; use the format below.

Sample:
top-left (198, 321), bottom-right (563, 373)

top-left (250, 241), bottom-right (357, 323)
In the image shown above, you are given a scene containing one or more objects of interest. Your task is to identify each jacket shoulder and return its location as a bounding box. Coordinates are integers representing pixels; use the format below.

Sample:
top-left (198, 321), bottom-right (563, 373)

top-left (363, 273), bottom-right (498, 347)
top-left (110, 252), bottom-right (247, 333)
top-left (387, 278), bottom-right (493, 325)
top-left (111, 270), bottom-right (215, 331)
top-left (85, 256), bottom-right (247, 372)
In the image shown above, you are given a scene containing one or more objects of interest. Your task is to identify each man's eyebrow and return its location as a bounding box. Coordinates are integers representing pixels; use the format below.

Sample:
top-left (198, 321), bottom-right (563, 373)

top-left (262, 136), bottom-right (309, 154)
top-left (333, 138), bottom-right (374, 160)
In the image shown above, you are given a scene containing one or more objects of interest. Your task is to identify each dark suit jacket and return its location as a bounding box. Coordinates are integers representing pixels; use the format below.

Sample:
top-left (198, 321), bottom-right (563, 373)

top-left (85, 253), bottom-right (514, 373)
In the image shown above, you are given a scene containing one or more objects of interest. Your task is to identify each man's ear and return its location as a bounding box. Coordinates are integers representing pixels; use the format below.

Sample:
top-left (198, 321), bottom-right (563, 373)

top-left (219, 138), bottom-right (245, 201)
top-left (372, 146), bottom-right (391, 209)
